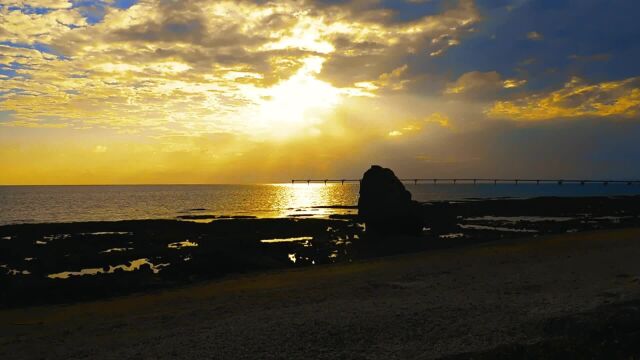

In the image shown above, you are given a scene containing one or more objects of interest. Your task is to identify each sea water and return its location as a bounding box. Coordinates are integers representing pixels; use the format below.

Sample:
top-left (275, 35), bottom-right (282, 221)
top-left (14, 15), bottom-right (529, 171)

top-left (1, 183), bottom-right (639, 225)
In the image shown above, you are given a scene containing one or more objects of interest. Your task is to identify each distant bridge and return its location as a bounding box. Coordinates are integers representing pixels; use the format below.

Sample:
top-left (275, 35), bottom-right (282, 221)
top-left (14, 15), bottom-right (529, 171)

top-left (291, 178), bottom-right (640, 186)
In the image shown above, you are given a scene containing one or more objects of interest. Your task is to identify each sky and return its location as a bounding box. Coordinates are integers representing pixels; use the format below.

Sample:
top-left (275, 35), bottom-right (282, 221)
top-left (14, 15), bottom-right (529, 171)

top-left (1, 0), bottom-right (639, 184)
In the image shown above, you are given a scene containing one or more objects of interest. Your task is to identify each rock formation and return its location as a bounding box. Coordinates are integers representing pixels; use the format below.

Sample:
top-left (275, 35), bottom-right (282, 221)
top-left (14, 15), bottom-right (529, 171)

top-left (357, 165), bottom-right (424, 235)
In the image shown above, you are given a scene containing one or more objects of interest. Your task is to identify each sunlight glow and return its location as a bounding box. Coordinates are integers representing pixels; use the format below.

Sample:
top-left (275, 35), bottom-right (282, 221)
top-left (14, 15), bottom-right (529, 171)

top-left (251, 57), bottom-right (342, 138)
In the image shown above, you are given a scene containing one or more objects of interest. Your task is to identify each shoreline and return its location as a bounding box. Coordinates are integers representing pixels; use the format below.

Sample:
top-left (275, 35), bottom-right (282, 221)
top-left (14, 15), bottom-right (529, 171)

top-left (2, 228), bottom-right (640, 358)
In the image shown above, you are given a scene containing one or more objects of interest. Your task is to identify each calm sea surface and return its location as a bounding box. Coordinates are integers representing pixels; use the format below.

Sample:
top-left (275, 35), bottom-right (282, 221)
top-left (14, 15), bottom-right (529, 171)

top-left (1, 183), bottom-right (639, 225)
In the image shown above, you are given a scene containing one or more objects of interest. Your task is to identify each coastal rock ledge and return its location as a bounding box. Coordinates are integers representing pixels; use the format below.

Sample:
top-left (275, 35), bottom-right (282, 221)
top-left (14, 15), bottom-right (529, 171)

top-left (357, 165), bottom-right (424, 235)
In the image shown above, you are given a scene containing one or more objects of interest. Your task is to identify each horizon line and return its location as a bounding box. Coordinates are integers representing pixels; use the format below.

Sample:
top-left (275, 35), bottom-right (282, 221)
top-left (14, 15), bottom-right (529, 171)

top-left (3, 179), bottom-right (640, 187)
top-left (0, 182), bottom-right (298, 186)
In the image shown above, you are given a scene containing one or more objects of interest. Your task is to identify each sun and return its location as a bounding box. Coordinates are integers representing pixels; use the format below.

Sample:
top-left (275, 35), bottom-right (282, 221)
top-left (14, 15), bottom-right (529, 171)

top-left (253, 57), bottom-right (342, 138)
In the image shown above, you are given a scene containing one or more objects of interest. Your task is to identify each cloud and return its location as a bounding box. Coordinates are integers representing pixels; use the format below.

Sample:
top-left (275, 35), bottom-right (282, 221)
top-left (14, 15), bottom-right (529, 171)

top-left (387, 112), bottom-right (453, 137)
top-left (0, 0), bottom-right (72, 9)
top-left (0, 44), bottom-right (58, 65)
top-left (0, 0), bottom-right (480, 136)
top-left (503, 79), bottom-right (527, 89)
top-left (526, 31), bottom-right (542, 41)
top-left (319, 0), bottom-right (479, 86)
top-left (0, 5), bottom-right (86, 44)
top-left (354, 64), bottom-right (411, 93)
top-left (444, 71), bottom-right (526, 99)
top-left (487, 76), bottom-right (640, 120)
top-left (445, 71), bottom-right (502, 95)
top-left (424, 112), bottom-right (451, 127)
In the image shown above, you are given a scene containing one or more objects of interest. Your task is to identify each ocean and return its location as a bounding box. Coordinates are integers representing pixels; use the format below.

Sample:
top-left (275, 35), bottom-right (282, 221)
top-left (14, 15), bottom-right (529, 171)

top-left (1, 183), bottom-right (639, 225)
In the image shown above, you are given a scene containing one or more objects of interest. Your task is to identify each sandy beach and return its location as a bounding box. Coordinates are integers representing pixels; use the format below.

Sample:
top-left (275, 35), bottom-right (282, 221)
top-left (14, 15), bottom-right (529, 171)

top-left (2, 227), bottom-right (640, 359)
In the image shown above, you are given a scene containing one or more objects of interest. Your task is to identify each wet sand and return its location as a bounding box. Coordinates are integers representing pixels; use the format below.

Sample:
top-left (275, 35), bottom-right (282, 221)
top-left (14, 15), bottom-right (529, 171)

top-left (2, 228), bottom-right (640, 359)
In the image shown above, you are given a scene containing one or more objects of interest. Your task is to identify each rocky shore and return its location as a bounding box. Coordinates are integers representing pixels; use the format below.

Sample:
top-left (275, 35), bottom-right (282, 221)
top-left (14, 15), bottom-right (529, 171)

top-left (1, 195), bottom-right (640, 308)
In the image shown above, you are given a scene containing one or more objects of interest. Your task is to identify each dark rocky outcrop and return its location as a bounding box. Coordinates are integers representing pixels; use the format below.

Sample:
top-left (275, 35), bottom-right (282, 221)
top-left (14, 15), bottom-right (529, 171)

top-left (357, 165), bottom-right (424, 235)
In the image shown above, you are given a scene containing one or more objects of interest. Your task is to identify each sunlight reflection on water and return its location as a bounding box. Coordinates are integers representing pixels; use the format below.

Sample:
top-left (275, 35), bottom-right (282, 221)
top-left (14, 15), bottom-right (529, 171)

top-left (47, 258), bottom-right (170, 279)
top-left (167, 240), bottom-right (199, 249)
top-left (269, 183), bottom-right (357, 217)
top-left (0, 184), bottom-right (360, 225)
top-left (260, 236), bottom-right (313, 243)
top-left (100, 247), bottom-right (133, 254)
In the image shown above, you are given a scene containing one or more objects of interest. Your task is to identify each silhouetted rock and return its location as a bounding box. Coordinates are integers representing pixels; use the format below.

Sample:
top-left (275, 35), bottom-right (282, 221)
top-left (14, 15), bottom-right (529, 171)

top-left (358, 165), bottom-right (424, 235)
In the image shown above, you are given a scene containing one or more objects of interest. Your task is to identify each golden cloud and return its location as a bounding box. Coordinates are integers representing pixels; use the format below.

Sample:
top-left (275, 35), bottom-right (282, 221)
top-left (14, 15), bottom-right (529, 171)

top-left (425, 112), bottom-right (451, 127)
top-left (387, 112), bottom-right (452, 137)
top-left (487, 77), bottom-right (640, 120)
top-left (0, 0), bottom-right (480, 137)
top-left (445, 71), bottom-right (526, 97)
top-left (0, 0), bottom-right (72, 9)
top-left (0, 4), bottom-right (86, 43)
